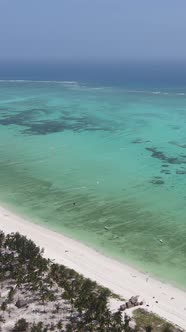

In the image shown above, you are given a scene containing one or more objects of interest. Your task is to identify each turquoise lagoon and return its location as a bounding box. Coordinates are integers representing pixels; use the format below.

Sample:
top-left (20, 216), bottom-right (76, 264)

top-left (0, 80), bottom-right (186, 287)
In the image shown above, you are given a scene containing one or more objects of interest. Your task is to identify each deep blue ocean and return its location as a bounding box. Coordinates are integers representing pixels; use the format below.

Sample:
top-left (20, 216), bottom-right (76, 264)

top-left (1, 60), bottom-right (186, 89)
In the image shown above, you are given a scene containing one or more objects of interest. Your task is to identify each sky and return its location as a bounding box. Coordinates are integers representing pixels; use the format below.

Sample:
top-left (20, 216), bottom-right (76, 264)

top-left (0, 0), bottom-right (186, 62)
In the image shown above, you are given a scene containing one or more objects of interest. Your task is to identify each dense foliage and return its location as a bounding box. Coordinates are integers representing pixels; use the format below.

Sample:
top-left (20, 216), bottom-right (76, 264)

top-left (0, 231), bottom-right (179, 332)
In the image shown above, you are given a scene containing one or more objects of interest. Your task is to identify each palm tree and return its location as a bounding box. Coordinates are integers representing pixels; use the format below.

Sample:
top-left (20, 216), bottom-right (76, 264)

top-left (31, 322), bottom-right (47, 332)
top-left (0, 231), bottom-right (5, 247)
top-left (13, 318), bottom-right (28, 332)
top-left (1, 302), bottom-right (7, 312)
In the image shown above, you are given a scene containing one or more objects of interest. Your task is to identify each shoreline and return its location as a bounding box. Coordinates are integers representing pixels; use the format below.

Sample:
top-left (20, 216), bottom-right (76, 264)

top-left (0, 205), bottom-right (186, 329)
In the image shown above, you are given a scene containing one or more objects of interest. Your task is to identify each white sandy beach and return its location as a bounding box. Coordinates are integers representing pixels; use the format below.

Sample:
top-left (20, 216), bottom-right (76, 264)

top-left (0, 205), bottom-right (186, 330)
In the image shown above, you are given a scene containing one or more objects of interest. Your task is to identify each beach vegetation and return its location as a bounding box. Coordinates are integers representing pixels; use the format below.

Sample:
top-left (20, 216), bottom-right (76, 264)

top-left (133, 309), bottom-right (177, 332)
top-left (0, 231), bottom-right (183, 332)
top-left (13, 318), bottom-right (29, 331)
top-left (1, 301), bottom-right (7, 311)
top-left (30, 321), bottom-right (47, 332)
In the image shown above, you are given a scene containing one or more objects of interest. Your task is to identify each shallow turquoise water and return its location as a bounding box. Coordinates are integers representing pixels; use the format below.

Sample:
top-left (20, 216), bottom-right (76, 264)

top-left (0, 81), bottom-right (186, 287)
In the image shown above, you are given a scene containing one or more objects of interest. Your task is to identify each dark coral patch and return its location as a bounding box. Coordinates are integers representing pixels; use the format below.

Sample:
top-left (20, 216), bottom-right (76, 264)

top-left (145, 147), bottom-right (186, 165)
top-left (169, 125), bottom-right (181, 130)
top-left (160, 169), bottom-right (171, 174)
top-left (150, 178), bottom-right (164, 185)
top-left (131, 138), bottom-right (150, 144)
top-left (169, 141), bottom-right (186, 149)
top-left (0, 108), bottom-right (112, 135)
top-left (0, 109), bottom-right (49, 127)
top-left (176, 170), bottom-right (186, 175)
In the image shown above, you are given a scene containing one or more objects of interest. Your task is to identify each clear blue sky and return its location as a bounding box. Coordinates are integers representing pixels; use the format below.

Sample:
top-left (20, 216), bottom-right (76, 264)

top-left (0, 0), bottom-right (186, 61)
